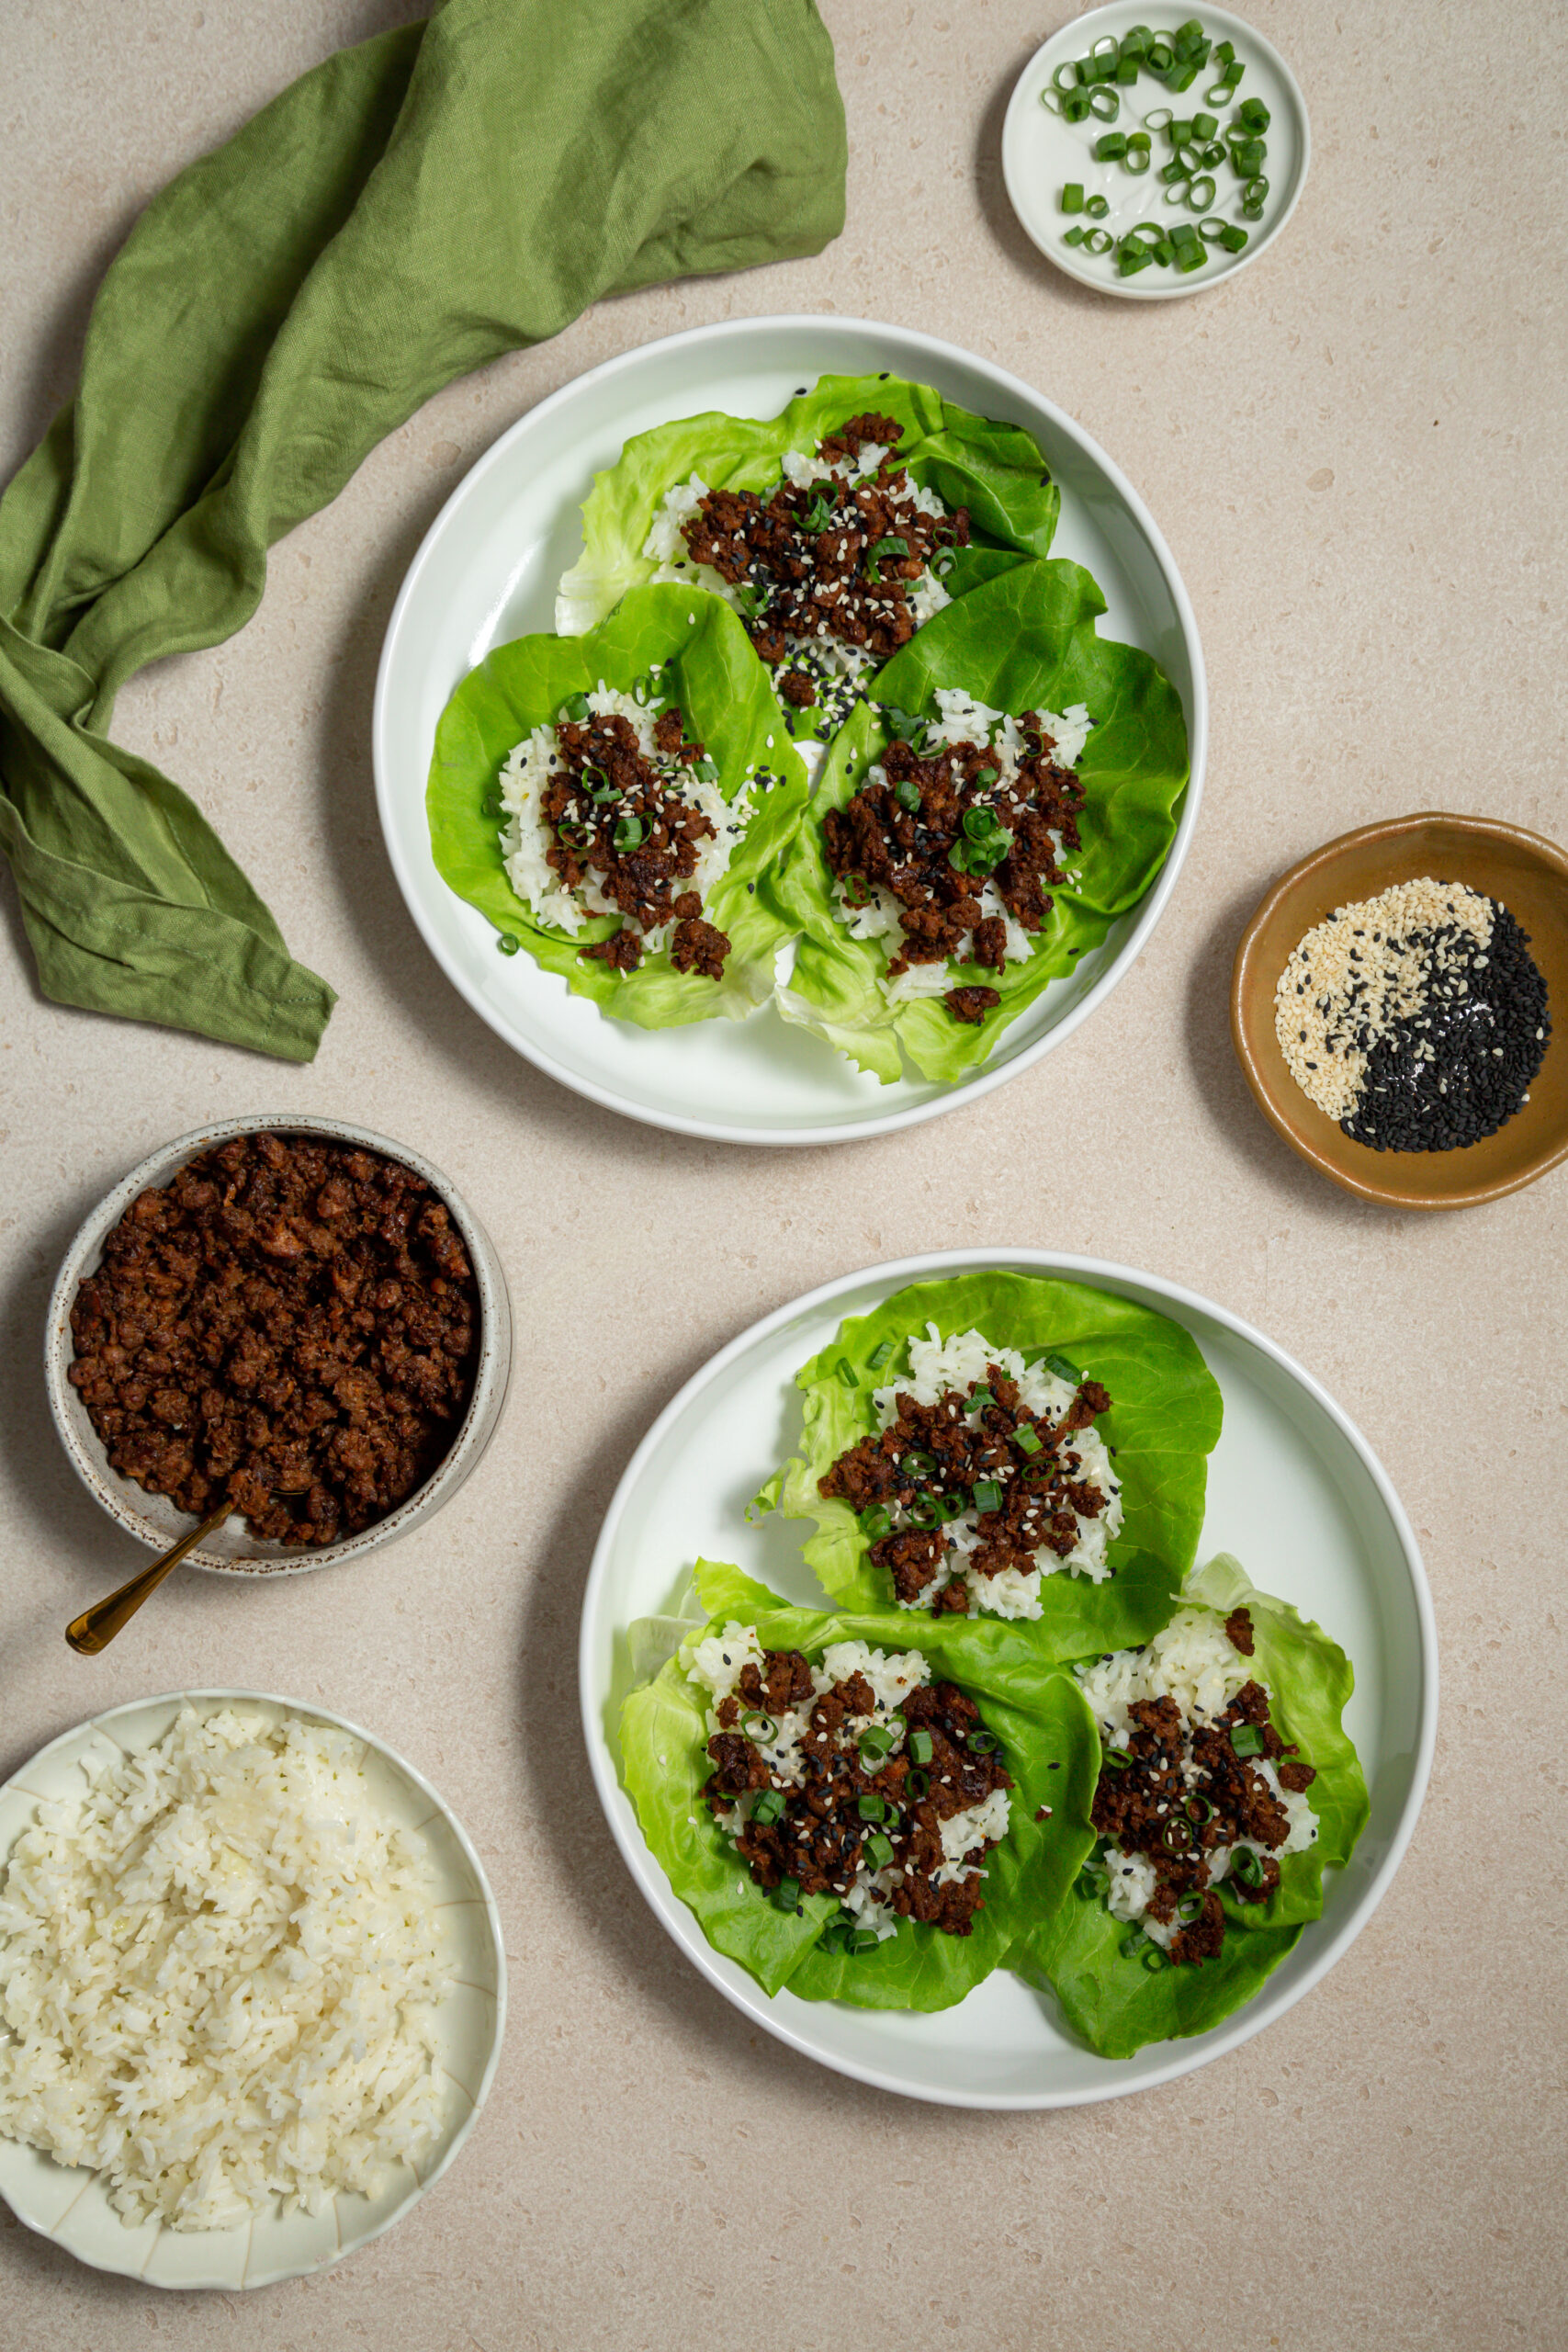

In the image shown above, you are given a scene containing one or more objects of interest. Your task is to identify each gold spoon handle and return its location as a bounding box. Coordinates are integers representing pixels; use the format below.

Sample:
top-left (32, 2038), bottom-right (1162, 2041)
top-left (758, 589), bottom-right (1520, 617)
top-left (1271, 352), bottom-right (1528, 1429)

top-left (66, 1498), bottom-right (233, 1656)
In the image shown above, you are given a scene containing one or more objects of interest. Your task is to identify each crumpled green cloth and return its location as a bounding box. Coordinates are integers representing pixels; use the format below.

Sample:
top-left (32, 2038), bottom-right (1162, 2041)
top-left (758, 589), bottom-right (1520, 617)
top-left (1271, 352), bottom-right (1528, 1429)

top-left (0, 0), bottom-right (845, 1060)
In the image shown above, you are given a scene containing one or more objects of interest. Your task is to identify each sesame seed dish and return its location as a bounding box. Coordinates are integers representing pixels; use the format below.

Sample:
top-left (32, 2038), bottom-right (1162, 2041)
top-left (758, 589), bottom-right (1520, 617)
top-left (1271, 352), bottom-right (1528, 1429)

top-left (426, 584), bottom-right (810, 1026)
top-left (1275, 877), bottom-right (1550, 1151)
top-left (763, 1271), bottom-right (1223, 1650)
top-left (1012, 1555), bottom-right (1369, 2060)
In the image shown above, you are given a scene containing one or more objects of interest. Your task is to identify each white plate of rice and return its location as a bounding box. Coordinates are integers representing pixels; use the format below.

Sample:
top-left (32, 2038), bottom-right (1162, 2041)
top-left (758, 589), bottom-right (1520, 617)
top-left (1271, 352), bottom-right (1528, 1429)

top-left (0, 1692), bottom-right (504, 2290)
top-left (373, 313), bottom-right (1206, 1145)
top-left (579, 1249), bottom-right (1436, 2107)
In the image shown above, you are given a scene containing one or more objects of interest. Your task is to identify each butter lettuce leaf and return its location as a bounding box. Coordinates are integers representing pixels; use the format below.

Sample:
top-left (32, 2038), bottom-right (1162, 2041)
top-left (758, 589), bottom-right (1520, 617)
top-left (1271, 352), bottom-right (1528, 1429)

top-left (555, 370), bottom-right (1057, 650)
top-left (425, 583), bottom-right (807, 1027)
top-left (617, 1559), bottom-right (1091, 2009)
top-left (772, 1271), bottom-right (1223, 1651)
top-left (766, 560), bottom-right (1190, 1081)
top-left (1010, 1555), bottom-right (1370, 2058)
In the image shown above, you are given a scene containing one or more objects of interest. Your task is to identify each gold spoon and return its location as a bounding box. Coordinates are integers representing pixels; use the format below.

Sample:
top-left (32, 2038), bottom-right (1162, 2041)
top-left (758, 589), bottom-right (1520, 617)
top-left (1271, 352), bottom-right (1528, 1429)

top-left (66, 1497), bottom-right (233, 1656)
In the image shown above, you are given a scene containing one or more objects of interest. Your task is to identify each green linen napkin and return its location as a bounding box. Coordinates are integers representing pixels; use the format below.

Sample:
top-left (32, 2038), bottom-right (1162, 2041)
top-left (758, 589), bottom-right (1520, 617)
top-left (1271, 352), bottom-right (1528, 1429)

top-left (0, 0), bottom-right (846, 1060)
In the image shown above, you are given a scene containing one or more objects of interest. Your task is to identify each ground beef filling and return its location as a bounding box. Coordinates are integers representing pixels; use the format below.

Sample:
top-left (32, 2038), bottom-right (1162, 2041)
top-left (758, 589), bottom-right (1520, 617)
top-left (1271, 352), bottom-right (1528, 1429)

top-left (819, 1363), bottom-right (1113, 1611)
top-left (1089, 1663), bottom-right (1317, 1966)
top-left (67, 1135), bottom-right (478, 1548)
top-left (704, 1653), bottom-right (1011, 1938)
top-left (822, 715), bottom-right (1085, 1017)
top-left (546, 705), bottom-right (732, 978)
top-left (680, 412), bottom-right (970, 672)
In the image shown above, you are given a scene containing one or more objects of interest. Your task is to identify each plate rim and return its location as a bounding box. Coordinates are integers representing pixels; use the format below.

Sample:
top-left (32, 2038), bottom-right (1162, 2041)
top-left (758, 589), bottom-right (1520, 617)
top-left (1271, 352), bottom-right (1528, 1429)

top-left (578, 1245), bottom-right (1437, 2109)
top-left (1000, 1), bottom-right (1313, 303)
top-left (371, 311), bottom-right (1208, 1146)
top-left (0, 1688), bottom-right (508, 2289)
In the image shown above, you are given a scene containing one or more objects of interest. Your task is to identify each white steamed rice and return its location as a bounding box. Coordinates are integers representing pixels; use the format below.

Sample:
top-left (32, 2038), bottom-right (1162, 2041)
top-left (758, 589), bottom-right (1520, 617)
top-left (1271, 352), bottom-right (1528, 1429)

top-left (0, 1705), bottom-right (446, 2231)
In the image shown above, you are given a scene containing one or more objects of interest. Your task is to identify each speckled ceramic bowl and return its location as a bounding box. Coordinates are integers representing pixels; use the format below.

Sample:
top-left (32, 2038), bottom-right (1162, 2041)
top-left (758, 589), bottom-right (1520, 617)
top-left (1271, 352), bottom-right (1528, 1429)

top-left (45, 1114), bottom-right (511, 1574)
top-left (0, 1690), bottom-right (505, 2289)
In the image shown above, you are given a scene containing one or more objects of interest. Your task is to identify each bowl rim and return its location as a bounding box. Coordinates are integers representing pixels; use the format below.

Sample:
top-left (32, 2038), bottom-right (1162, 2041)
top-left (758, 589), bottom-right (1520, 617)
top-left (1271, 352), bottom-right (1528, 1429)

top-left (1230, 810), bottom-right (1568, 1211)
top-left (0, 1686), bottom-right (507, 2289)
top-left (44, 1112), bottom-right (509, 1576)
top-left (999, 1), bottom-right (1312, 305)
top-left (579, 1244), bottom-right (1438, 2109)
top-left (370, 309), bottom-right (1208, 1146)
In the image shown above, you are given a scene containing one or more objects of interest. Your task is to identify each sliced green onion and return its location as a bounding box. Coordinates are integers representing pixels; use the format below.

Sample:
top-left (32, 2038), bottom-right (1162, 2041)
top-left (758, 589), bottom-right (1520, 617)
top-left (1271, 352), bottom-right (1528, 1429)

top-left (1103, 1746), bottom-right (1134, 1771)
top-left (1173, 18), bottom-right (1206, 59)
top-left (1089, 87), bottom-right (1121, 122)
top-left (1091, 33), bottom-right (1120, 58)
top-left (859, 1726), bottom-right (894, 1766)
top-left (1140, 1940), bottom-right (1169, 1972)
top-left (851, 1927), bottom-right (880, 1951)
top-left (1084, 193), bottom-right (1111, 220)
top-left (972, 1478), bottom-right (1003, 1515)
top-left (894, 777), bottom-right (920, 816)
top-left (1175, 139), bottom-right (1204, 173)
top-left (1062, 89), bottom-right (1092, 122)
top-left (1166, 117), bottom-right (1193, 144)
top-left (1176, 1892), bottom-right (1205, 1925)
top-left (908, 1495), bottom-right (942, 1528)
top-left (740, 1710), bottom-right (775, 1741)
top-left (1063, 225), bottom-right (1088, 247)
top-left (1052, 61), bottom-right (1078, 92)
top-left (1061, 181), bottom-right (1085, 214)
top-left (968, 1384), bottom-right (996, 1412)
top-left (1152, 237), bottom-right (1174, 265)
top-left (1125, 141), bottom-right (1151, 173)
top-left (1041, 1351), bottom-right (1082, 1384)
top-left (1144, 105), bottom-right (1173, 128)
top-left (834, 1356), bottom-right (860, 1388)
top-left (560, 692), bottom-right (592, 723)
top-left (902, 1448), bottom-right (937, 1476)
top-left (1213, 40), bottom-right (1235, 63)
top-left (968, 1729), bottom-right (1001, 1755)
top-left (1200, 139), bottom-right (1226, 166)
top-left (752, 1789), bottom-right (784, 1825)
top-left (857, 1793), bottom-right (886, 1822)
top-left (1199, 217), bottom-right (1226, 243)
top-left (1187, 174), bottom-right (1216, 209)
top-left (908, 1729), bottom-right (934, 1765)
top-left (1145, 37), bottom-right (1174, 73)
top-left (1015, 1424), bottom-right (1043, 1456)
top-left (1039, 87), bottom-right (1064, 116)
top-left (1119, 242), bottom-right (1153, 277)
top-left (1231, 1722), bottom-right (1266, 1758)
top-left (1238, 96), bottom-right (1271, 132)
top-left (1115, 53), bottom-right (1138, 85)
top-left (1160, 160), bottom-right (1190, 187)
top-left (773, 1876), bottom-right (801, 1912)
top-left (1160, 1816), bottom-right (1193, 1852)
top-left (868, 1340), bottom-right (897, 1372)
top-left (859, 1503), bottom-right (892, 1541)
top-left (1121, 23), bottom-right (1153, 58)
top-left (800, 492), bottom-right (835, 533)
top-left (935, 1489), bottom-right (968, 1522)
top-left (864, 1832), bottom-right (895, 1869)
top-left (1167, 59), bottom-right (1200, 91)
top-left (1187, 1794), bottom-right (1215, 1822)
top-left (1232, 138), bottom-right (1267, 174)
top-left (1191, 110), bottom-right (1218, 139)
top-left (1244, 175), bottom-right (1269, 203)
top-left (612, 814), bottom-right (644, 853)
top-left (868, 536), bottom-right (909, 563)
top-left (497, 932), bottom-right (521, 956)
top-left (962, 806), bottom-right (1003, 842)
top-left (1232, 1845), bottom-right (1266, 1887)
top-left (1220, 222), bottom-right (1250, 251)
top-left (906, 1767), bottom-right (931, 1798)
top-left (1077, 1866), bottom-right (1110, 1900)
top-left (1240, 201), bottom-right (1264, 222)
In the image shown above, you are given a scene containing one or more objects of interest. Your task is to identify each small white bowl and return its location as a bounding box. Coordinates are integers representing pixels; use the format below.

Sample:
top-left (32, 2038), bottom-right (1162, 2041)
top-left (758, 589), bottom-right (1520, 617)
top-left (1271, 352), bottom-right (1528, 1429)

top-left (1002, 4), bottom-right (1310, 301)
top-left (45, 1114), bottom-right (511, 1576)
top-left (0, 1690), bottom-right (505, 2289)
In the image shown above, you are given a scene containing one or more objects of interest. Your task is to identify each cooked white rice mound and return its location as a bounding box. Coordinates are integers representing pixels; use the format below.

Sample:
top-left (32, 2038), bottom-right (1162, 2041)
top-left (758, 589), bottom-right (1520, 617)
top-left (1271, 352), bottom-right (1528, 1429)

top-left (1077, 1612), bottom-right (1318, 1949)
top-left (870, 1324), bottom-right (1123, 1617)
top-left (0, 1706), bottom-right (446, 2231)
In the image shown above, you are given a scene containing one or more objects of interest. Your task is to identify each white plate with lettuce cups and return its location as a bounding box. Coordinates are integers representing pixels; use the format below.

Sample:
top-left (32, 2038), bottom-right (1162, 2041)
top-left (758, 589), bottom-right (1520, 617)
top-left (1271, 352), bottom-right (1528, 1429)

top-left (376, 313), bottom-right (1205, 1142)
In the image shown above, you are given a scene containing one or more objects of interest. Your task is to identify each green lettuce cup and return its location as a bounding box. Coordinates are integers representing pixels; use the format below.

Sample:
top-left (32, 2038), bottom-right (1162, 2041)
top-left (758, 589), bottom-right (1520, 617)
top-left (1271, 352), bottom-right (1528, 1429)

top-left (618, 1560), bottom-right (1092, 2011)
top-left (425, 583), bottom-right (809, 1027)
top-left (1010, 1555), bottom-right (1371, 2060)
top-left (762, 1271), bottom-right (1222, 1653)
top-left (554, 372), bottom-right (1060, 746)
top-left (764, 560), bottom-right (1191, 1083)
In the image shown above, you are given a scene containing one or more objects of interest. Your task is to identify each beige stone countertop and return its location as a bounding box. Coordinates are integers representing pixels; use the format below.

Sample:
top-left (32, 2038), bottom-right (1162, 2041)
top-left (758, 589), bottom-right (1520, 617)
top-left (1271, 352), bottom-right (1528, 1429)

top-left (2, 2), bottom-right (1564, 2346)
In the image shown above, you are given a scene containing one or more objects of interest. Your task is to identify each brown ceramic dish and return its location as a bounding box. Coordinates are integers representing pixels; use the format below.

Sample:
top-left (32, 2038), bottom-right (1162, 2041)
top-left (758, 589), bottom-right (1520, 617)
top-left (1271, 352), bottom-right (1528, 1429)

top-left (1231, 813), bottom-right (1567, 1210)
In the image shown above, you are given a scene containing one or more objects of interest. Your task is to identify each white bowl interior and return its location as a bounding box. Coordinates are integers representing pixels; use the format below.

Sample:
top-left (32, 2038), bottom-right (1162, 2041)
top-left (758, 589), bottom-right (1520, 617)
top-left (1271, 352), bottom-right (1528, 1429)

top-left (1002, 3), bottom-right (1309, 302)
top-left (0, 1692), bottom-right (505, 2288)
top-left (580, 1250), bottom-right (1433, 2108)
top-left (374, 315), bottom-right (1206, 1143)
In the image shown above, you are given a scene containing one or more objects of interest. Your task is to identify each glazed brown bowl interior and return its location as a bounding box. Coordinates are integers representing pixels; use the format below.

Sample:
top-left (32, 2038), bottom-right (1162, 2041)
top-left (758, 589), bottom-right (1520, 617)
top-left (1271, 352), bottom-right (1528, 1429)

top-left (1231, 813), bottom-right (1568, 1210)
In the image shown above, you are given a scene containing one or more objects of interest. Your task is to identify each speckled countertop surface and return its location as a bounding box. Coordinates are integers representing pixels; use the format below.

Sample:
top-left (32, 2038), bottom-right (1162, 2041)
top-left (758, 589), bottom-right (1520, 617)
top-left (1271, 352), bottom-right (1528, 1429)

top-left (2, 4), bottom-right (1564, 2346)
